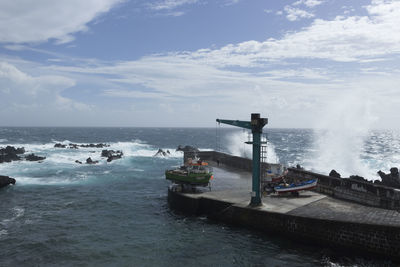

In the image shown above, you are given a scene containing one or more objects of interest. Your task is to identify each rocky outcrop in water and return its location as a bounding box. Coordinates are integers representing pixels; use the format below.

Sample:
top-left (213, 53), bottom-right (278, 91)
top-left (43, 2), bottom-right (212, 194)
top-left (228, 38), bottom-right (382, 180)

top-left (101, 149), bottom-right (123, 162)
top-left (86, 157), bottom-right (99, 164)
top-left (25, 153), bottom-right (46, 162)
top-left (0, 175), bottom-right (16, 188)
top-left (176, 145), bottom-right (199, 153)
top-left (54, 143), bottom-right (110, 149)
top-left (0, 146), bottom-right (25, 163)
top-left (377, 168), bottom-right (400, 188)
top-left (153, 149), bottom-right (170, 157)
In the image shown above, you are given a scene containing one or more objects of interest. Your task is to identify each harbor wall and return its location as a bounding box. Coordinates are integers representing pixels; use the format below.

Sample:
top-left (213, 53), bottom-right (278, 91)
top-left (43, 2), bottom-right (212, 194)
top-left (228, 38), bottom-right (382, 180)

top-left (286, 168), bottom-right (400, 211)
top-left (186, 151), bottom-right (400, 211)
top-left (168, 189), bottom-right (400, 260)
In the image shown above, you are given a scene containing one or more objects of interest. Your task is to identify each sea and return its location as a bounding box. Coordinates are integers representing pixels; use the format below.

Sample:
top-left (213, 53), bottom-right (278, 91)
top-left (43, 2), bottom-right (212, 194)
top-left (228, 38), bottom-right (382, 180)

top-left (0, 127), bottom-right (398, 266)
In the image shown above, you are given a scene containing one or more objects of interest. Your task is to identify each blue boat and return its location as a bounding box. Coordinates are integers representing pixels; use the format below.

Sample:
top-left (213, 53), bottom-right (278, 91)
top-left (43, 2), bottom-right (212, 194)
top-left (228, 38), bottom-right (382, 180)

top-left (274, 179), bottom-right (318, 194)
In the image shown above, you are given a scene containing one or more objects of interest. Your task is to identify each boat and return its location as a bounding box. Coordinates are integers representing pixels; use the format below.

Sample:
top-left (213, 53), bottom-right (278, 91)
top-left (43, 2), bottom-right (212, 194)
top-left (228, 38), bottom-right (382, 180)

top-left (274, 179), bottom-right (318, 194)
top-left (165, 158), bottom-right (213, 186)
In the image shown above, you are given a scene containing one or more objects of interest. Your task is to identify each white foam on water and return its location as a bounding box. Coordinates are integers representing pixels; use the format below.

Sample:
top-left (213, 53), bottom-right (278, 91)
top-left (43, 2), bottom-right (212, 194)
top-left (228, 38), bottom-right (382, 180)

top-left (0, 207), bottom-right (25, 226)
top-left (0, 230), bottom-right (8, 238)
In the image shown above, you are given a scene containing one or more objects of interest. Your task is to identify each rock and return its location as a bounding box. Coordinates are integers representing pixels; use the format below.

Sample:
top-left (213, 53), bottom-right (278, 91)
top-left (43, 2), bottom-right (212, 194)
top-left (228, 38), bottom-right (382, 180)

top-left (0, 175), bottom-right (16, 188)
top-left (86, 157), bottom-right (99, 164)
top-left (101, 149), bottom-right (123, 162)
top-left (176, 145), bottom-right (199, 153)
top-left (153, 149), bottom-right (170, 157)
top-left (25, 153), bottom-right (46, 162)
top-left (349, 175), bottom-right (366, 182)
top-left (54, 143), bottom-right (109, 149)
top-left (0, 146), bottom-right (24, 163)
top-left (75, 160), bottom-right (82, 164)
top-left (377, 168), bottom-right (400, 188)
top-left (329, 169), bottom-right (341, 178)
top-left (54, 143), bottom-right (66, 148)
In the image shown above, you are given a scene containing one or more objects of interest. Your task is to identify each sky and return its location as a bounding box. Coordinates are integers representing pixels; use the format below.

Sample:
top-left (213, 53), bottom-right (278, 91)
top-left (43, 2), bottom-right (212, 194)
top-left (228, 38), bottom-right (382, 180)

top-left (0, 0), bottom-right (400, 128)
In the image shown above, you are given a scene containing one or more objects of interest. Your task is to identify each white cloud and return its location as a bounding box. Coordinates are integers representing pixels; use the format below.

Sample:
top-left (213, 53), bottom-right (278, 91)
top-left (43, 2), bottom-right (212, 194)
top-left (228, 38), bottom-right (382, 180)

top-left (284, 6), bottom-right (315, 21)
top-left (148, 0), bottom-right (198, 11)
top-left (0, 0), bottom-right (123, 44)
top-left (0, 61), bottom-right (92, 125)
top-left (294, 0), bottom-right (324, 8)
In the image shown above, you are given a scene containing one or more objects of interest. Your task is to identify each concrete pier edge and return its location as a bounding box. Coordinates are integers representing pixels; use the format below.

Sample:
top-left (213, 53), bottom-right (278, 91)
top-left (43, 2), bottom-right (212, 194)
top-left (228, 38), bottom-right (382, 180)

top-left (168, 188), bottom-right (400, 261)
top-left (168, 150), bottom-right (400, 261)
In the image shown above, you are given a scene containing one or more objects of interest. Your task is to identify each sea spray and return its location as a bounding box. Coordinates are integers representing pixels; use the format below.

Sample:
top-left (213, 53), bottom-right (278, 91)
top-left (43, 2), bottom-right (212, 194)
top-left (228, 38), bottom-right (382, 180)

top-left (310, 89), bottom-right (378, 178)
top-left (226, 130), bottom-right (280, 163)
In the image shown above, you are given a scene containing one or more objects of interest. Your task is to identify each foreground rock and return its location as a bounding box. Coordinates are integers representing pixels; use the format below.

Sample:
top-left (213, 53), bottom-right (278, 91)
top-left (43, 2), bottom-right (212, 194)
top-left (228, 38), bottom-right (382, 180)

top-left (25, 153), bottom-right (46, 162)
top-left (101, 149), bottom-right (123, 162)
top-left (176, 145), bottom-right (199, 153)
top-left (329, 169), bottom-right (341, 178)
top-left (153, 149), bottom-right (170, 157)
top-left (0, 175), bottom-right (16, 188)
top-left (54, 143), bottom-right (110, 149)
top-left (0, 146), bottom-right (25, 163)
top-left (377, 168), bottom-right (400, 188)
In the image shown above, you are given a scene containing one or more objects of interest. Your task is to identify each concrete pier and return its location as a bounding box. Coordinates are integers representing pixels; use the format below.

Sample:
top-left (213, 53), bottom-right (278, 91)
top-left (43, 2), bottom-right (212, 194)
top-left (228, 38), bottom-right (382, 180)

top-left (168, 154), bottom-right (400, 261)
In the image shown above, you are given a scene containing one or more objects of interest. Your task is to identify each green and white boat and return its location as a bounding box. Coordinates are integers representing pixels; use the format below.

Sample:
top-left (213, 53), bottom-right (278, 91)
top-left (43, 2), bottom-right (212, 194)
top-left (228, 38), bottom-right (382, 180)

top-left (165, 158), bottom-right (213, 186)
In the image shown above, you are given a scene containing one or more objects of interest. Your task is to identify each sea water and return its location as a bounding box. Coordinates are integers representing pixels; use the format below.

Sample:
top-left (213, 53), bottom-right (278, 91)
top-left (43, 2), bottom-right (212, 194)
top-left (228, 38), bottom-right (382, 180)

top-left (0, 127), bottom-right (397, 266)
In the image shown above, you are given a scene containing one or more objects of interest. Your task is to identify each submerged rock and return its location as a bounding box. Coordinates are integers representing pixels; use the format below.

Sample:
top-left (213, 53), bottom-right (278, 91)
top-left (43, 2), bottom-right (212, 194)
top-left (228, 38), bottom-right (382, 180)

top-left (0, 175), bottom-right (16, 188)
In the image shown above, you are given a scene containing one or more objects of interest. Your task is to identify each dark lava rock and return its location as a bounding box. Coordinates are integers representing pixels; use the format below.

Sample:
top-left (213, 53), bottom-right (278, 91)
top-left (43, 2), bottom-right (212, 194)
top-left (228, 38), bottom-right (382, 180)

top-left (54, 143), bottom-right (109, 149)
top-left (0, 175), bottom-right (16, 188)
top-left (153, 149), bottom-right (170, 157)
top-left (176, 145), bottom-right (199, 153)
top-left (377, 168), bottom-right (400, 188)
top-left (75, 160), bottom-right (82, 164)
top-left (349, 175), bottom-right (366, 182)
top-left (86, 157), bottom-right (99, 164)
top-left (329, 169), bottom-right (341, 178)
top-left (0, 146), bottom-right (25, 163)
top-left (25, 153), bottom-right (46, 162)
top-left (54, 143), bottom-right (66, 148)
top-left (101, 149), bottom-right (123, 162)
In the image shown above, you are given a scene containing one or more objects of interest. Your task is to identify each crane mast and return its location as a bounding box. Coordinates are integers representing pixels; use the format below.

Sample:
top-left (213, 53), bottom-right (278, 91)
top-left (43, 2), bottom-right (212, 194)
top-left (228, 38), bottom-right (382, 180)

top-left (216, 113), bottom-right (268, 206)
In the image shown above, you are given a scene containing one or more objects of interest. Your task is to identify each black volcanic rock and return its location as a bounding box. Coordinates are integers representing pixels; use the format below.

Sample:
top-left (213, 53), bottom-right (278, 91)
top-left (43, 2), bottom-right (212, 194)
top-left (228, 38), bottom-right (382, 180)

top-left (86, 157), bottom-right (99, 164)
top-left (329, 169), bottom-right (341, 178)
top-left (176, 145), bottom-right (199, 153)
top-left (0, 175), bottom-right (16, 188)
top-left (377, 167), bottom-right (400, 188)
top-left (153, 149), bottom-right (170, 157)
top-left (0, 146), bottom-right (24, 163)
top-left (101, 149), bottom-right (123, 162)
top-left (25, 153), bottom-right (46, 162)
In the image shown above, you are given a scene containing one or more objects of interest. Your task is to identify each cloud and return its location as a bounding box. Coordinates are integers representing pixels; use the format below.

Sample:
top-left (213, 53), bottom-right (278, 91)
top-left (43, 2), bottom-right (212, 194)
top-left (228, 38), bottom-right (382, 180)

top-left (148, 0), bottom-right (198, 11)
top-left (0, 0), bottom-right (123, 44)
top-left (284, 6), bottom-right (315, 21)
top-left (0, 61), bottom-right (92, 125)
top-left (294, 0), bottom-right (324, 8)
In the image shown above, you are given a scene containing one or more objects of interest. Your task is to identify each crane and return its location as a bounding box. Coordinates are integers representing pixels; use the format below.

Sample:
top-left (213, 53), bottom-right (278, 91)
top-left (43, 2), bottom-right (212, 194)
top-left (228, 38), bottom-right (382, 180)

top-left (216, 113), bottom-right (268, 206)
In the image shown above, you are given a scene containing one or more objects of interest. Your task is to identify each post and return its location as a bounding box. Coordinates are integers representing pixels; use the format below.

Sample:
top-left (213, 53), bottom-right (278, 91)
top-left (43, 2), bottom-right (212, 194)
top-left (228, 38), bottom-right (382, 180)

top-left (216, 113), bottom-right (268, 207)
